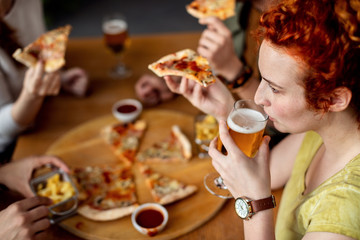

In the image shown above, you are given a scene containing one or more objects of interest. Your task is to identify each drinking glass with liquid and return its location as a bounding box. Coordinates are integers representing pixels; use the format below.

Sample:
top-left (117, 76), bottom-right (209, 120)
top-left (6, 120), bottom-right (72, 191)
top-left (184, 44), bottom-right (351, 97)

top-left (102, 13), bottom-right (131, 79)
top-left (204, 99), bottom-right (268, 199)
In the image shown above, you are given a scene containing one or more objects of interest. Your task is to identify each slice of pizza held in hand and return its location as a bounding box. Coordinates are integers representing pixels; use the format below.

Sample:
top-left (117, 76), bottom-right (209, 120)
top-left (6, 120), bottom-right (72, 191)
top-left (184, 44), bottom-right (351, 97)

top-left (148, 49), bottom-right (216, 87)
top-left (13, 25), bottom-right (72, 73)
top-left (186, 0), bottom-right (236, 20)
top-left (136, 125), bottom-right (192, 163)
top-left (139, 164), bottom-right (198, 205)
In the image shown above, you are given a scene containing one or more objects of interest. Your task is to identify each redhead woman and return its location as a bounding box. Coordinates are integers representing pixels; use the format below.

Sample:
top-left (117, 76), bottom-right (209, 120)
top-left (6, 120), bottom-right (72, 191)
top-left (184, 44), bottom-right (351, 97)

top-left (164, 0), bottom-right (360, 239)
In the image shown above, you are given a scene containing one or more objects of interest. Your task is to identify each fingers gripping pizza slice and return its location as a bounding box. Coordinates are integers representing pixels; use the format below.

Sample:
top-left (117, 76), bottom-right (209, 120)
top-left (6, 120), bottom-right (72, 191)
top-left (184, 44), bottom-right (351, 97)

top-left (148, 49), bottom-right (216, 87)
top-left (13, 25), bottom-right (71, 73)
top-left (136, 125), bottom-right (192, 163)
top-left (139, 164), bottom-right (198, 205)
top-left (101, 120), bottom-right (147, 165)
top-left (186, 0), bottom-right (236, 20)
top-left (72, 164), bottom-right (138, 221)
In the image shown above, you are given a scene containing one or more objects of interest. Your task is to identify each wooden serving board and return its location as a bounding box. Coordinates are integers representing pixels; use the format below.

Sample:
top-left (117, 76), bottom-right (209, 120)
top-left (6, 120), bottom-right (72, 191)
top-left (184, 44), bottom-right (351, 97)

top-left (46, 109), bottom-right (226, 240)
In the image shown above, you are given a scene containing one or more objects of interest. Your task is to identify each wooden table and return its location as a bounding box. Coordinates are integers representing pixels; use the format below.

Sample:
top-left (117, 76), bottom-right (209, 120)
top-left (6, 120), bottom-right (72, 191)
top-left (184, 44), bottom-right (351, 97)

top-left (10, 32), bottom-right (282, 240)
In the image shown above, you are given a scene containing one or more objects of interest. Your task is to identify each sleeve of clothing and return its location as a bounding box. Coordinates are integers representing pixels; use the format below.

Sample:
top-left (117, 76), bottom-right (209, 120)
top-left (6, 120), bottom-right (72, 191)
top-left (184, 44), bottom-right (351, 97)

top-left (306, 186), bottom-right (360, 239)
top-left (0, 103), bottom-right (26, 152)
top-left (223, 2), bottom-right (246, 58)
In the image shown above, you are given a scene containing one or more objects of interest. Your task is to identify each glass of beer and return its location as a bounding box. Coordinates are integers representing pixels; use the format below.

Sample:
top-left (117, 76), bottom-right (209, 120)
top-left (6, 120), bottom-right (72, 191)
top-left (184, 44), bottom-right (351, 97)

top-left (204, 99), bottom-right (268, 198)
top-left (102, 13), bottom-right (131, 79)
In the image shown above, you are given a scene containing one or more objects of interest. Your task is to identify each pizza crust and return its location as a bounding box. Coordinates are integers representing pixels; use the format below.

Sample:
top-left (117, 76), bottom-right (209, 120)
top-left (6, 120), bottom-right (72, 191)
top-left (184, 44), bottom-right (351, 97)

top-left (77, 204), bottom-right (138, 221)
top-left (157, 185), bottom-right (198, 205)
top-left (172, 125), bottom-right (192, 160)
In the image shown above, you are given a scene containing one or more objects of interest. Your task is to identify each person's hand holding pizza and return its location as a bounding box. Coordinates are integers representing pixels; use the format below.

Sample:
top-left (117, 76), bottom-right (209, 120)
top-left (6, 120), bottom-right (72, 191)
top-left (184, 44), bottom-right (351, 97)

top-left (197, 17), bottom-right (244, 83)
top-left (164, 76), bottom-right (234, 121)
top-left (60, 67), bottom-right (89, 97)
top-left (22, 61), bottom-right (61, 97)
top-left (135, 74), bottom-right (175, 106)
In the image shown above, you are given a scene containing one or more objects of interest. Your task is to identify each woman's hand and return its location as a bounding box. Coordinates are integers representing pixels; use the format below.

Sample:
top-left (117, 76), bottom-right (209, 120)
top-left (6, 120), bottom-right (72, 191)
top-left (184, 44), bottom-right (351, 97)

top-left (0, 156), bottom-right (69, 198)
top-left (0, 196), bottom-right (52, 240)
top-left (23, 61), bottom-right (61, 97)
top-left (135, 74), bottom-right (175, 106)
top-left (198, 17), bottom-right (243, 81)
top-left (60, 67), bottom-right (89, 97)
top-left (164, 76), bottom-right (234, 121)
top-left (208, 120), bottom-right (272, 199)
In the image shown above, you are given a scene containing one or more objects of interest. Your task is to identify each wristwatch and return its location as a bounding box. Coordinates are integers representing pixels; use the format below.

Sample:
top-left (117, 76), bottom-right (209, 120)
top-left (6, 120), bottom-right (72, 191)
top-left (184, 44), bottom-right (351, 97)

top-left (234, 195), bottom-right (276, 220)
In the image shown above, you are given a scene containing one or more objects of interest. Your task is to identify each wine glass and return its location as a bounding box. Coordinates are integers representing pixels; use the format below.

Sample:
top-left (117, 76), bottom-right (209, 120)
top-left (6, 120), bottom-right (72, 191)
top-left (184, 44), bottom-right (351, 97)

top-left (102, 13), bottom-right (131, 79)
top-left (204, 99), bottom-right (269, 199)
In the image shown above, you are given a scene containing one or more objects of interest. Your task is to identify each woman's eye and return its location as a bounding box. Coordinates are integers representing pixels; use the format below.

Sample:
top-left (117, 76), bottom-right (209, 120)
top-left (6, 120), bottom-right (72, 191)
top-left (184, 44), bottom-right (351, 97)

top-left (268, 83), bottom-right (279, 93)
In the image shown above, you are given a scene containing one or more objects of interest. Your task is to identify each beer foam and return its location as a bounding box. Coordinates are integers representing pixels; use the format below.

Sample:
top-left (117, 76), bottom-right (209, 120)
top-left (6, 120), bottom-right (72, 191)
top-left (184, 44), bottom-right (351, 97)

top-left (227, 108), bottom-right (267, 134)
top-left (102, 19), bottom-right (127, 34)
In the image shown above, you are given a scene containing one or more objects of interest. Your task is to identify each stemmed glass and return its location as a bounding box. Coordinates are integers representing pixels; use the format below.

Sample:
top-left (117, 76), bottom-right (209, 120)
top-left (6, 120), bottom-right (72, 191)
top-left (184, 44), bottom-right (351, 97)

top-left (204, 99), bottom-right (268, 199)
top-left (102, 13), bottom-right (131, 79)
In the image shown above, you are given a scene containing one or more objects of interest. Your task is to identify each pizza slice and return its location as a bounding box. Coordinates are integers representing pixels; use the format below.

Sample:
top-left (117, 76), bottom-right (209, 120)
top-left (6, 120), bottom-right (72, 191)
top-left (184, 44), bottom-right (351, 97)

top-left (186, 0), bottom-right (235, 20)
top-left (136, 125), bottom-right (192, 163)
top-left (13, 25), bottom-right (71, 73)
top-left (139, 164), bottom-right (198, 205)
top-left (101, 120), bottom-right (147, 165)
top-left (148, 49), bottom-right (216, 87)
top-left (71, 164), bottom-right (138, 221)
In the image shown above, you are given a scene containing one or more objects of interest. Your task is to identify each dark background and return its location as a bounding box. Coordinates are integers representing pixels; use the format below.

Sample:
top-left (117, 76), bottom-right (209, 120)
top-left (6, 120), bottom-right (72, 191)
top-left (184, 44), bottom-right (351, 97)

top-left (43, 0), bottom-right (204, 37)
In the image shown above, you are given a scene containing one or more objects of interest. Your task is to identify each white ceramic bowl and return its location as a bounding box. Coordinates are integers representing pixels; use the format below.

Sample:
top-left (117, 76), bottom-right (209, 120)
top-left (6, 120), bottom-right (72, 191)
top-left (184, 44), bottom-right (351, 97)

top-left (131, 203), bottom-right (169, 237)
top-left (112, 98), bottom-right (143, 123)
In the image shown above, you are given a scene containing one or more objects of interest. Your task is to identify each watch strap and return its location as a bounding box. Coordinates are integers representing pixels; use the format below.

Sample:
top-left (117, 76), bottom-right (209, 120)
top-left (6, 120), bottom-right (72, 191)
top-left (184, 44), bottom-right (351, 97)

top-left (250, 195), bottom-right (276, 213)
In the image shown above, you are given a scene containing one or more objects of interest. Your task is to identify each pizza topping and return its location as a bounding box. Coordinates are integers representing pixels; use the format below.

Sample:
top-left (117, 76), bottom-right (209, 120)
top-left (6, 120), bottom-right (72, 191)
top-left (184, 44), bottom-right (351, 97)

top-left (186, 0), bottom-right (235, 20)
top-left (139, 164), bottom-right (197, 205)
top-left (101, 120), bottom-right (147, 164)
top-left (12, 25), bottom-right (72, 72)
top-left (148, 49), bottom-right (216, 87)
top-left (136, 125), bottom-right (192, 163)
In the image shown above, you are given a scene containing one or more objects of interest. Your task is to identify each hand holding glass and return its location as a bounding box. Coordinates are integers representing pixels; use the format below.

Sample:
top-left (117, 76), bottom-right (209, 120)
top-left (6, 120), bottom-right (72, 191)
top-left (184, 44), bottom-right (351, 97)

top-left (102, 13), bottom-right (131, 79)
top-left (204, 99), bottom-right (268, 198)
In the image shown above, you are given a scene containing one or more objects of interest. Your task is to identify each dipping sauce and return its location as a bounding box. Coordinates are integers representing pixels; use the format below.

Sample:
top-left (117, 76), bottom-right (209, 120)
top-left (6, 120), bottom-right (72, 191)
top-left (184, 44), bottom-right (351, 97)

top-left (135, 208), bottom-right (164, 228)
top-left (117, 104), bottom-right (137, 114)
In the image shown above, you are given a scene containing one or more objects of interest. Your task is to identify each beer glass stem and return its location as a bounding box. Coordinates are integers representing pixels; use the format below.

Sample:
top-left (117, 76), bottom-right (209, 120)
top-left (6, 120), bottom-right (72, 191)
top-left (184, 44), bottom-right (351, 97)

top-left (110, 53), bottom-right (131, 79)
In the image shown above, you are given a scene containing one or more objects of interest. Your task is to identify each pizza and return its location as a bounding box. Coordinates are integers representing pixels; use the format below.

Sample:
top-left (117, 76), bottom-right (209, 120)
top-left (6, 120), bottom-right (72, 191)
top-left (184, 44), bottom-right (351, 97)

top-left (136, 125), bottom-right (192, 163)
top-left (148, 49), bottom-right (216, 87)
top-left (72, 164), bottom-right (138, 221)
top-left (186, 0), bottom-right (235, 20)
top-left (101, 120), bottom-right (147, 165)
top-left (139, 164), bottom-right (198, 205)
top-left (12, 25), bottom-right (71, 73)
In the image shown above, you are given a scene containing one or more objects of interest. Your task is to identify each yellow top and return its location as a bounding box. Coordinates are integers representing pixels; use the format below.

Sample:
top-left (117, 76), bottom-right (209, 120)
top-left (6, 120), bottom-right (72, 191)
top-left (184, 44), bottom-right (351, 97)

top-left (275, 131), bottom-right (360, 239)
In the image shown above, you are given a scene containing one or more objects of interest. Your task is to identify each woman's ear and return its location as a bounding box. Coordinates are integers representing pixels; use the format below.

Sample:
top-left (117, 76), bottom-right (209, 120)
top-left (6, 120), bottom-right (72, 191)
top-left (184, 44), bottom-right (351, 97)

top-left (328, 87), bottom-right (352, 112)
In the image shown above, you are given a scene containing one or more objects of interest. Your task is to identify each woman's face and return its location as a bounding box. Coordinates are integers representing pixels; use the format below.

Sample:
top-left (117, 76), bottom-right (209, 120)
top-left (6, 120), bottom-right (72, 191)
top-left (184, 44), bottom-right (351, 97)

top-left (254, 40), bottom-right (322, 133)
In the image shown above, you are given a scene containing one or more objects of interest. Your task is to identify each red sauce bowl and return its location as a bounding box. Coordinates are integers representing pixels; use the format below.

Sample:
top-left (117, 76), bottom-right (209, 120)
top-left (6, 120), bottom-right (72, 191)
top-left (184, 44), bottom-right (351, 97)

top-left (131, 203), bottom-right (169, 237)
top-left (112, 98), bottom-right (143, 123)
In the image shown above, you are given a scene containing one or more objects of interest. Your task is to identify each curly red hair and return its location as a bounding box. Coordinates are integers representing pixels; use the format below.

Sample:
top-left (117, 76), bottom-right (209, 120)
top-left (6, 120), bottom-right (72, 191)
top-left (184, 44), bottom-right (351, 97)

top-left (258, 0), bottom-right (360, 125)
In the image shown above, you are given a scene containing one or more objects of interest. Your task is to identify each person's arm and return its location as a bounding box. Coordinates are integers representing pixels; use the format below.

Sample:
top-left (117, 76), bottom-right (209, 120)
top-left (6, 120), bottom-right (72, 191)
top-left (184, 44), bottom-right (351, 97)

top-left (11, 61), bottom-right (60, 127)
top-left (0, 155), bottom-right (69, 197)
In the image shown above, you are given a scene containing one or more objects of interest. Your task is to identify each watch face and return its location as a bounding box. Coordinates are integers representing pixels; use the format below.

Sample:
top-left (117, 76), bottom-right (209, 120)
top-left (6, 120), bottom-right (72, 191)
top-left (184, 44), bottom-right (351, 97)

top-left (235, 198), bottom-right (249, 219)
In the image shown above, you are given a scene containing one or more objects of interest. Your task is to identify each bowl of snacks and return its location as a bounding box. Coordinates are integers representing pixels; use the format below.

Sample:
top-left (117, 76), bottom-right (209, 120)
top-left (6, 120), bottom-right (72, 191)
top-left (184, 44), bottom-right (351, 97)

top-left (131, 203), bottom-right (169, 237)
top-left (194, 114), bottom-right (219, 158)
top-left (30, 168), bottom-right (78, 224)
top-left (112, 98), bottom-right (143, 123)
